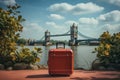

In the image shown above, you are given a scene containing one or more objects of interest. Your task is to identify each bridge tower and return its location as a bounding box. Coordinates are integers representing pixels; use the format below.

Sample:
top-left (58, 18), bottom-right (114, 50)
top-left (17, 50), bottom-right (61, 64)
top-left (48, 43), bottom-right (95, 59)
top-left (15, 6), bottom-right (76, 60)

top-left (69, 23), bottom-right (78, 46)
top-left (44, 30), bottom-right (50, 46)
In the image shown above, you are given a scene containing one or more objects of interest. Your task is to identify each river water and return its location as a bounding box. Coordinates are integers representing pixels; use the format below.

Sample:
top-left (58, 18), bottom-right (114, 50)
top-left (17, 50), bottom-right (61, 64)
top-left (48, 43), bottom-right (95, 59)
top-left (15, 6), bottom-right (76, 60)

top-left (22, 45), bottom-right (97, 70)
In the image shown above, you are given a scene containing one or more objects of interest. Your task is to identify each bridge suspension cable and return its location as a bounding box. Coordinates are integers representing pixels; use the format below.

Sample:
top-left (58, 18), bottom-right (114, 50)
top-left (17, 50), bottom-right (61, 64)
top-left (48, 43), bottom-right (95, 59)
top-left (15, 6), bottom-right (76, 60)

top-left (65, 30), bottom-right (70, 34)
top-left (40, 35), bottom-right (45, 40)
top-left (50, 30), bottom-right (70, 37)
top-left (78, 31), bottom-right (96, 39)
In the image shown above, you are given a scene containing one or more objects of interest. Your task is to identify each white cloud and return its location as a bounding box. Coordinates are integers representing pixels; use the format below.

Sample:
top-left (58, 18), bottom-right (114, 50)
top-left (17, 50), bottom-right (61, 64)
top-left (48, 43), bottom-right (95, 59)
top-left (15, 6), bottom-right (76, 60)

top-left (49, 14), bottom-right (64, 20)
top-left (48, 2), bottom-right (104, 15)
top-left (98, 10), bottom-right (120, 23)
top-left (73, 2), bottom-right (104, 15)
top-left (45, 21), bottom-right (65, 30)
top-left (21, 22), bottom-right (44, 40)
top-left (103, 24), bottom-right (120, 32)
top-left (95, 10), bottom-right (120, 34)
top-left (0, 0), bottom-right (16, 6)
top-left (48, 3), bottom-right (73, 12)
top-left (65, 20), bottom-right (78, 25)
top-left (45, 21), bottom-right (66, 29)
top-left (23, 22), bottom-right (43, 31)
top-left (45, 22), bottom-right (58, 28)
top-left (108, 0), bottom-right (120, 7)
top-left (79, 17), bottom-right (98, 25)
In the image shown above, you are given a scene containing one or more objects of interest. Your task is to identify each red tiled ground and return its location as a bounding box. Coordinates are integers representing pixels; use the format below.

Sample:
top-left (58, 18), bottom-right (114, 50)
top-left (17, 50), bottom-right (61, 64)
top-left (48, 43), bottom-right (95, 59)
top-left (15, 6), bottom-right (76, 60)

top-left (0, 70), bottom-right (120, 80)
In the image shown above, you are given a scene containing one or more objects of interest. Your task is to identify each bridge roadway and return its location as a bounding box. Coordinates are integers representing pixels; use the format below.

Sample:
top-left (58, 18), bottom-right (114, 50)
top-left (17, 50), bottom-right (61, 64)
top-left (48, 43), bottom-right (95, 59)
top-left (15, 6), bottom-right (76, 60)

top-left (77, 38), bottom-right (100, 42)
top-left (36, 38), bottom-right (100, 44)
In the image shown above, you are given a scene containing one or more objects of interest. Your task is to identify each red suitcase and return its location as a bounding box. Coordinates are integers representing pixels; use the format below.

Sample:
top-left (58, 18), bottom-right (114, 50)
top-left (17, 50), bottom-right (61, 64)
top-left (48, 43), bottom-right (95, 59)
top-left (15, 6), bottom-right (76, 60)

top-left (48, 42), bottom-right (74, 76)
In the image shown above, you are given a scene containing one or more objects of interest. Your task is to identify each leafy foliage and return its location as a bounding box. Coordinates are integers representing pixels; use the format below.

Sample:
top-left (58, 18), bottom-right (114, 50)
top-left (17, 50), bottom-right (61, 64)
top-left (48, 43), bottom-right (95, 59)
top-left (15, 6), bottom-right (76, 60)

top-left (17, 38), bottom-right (27, 45)
top-left (11, 46), bottom-right (42, 64)
top-left (0, 4), bottom-right (24, 57)
top-left (95, 31), bottom-right (120, 64)
top-left (0, 5), bottom-right (42, 68)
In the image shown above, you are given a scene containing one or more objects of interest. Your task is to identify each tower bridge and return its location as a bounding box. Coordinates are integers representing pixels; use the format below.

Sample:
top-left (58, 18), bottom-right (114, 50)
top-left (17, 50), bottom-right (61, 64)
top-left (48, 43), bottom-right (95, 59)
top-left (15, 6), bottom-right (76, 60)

top-left (41, 23), bottom-right (99, 46)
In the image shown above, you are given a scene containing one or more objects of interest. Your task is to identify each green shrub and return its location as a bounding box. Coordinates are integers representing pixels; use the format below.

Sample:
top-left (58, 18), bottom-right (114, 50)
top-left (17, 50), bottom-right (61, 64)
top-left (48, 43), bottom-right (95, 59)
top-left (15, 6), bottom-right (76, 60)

top-left (11, 46), bottom-right (42, 64)
top-left (0, 5), bottom-right (42, 68)
top-left (0, 5), bottom-right (24, 57)
top-left (95, 31), bottom-right (120, 64)
top-left (0, 5), bottom-right (24, 67)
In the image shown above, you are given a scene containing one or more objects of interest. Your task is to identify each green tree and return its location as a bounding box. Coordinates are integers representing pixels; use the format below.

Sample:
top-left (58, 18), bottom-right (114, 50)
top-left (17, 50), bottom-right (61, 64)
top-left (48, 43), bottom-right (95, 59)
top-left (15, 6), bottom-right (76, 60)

top-left (0, 4), bottom-right (25, 65)
top-left (17, 38), bottom-right (27, 45)
top-left (0, 5), bottom-right (42, 69)
top-left (95, 31), bottom-right (120, 64)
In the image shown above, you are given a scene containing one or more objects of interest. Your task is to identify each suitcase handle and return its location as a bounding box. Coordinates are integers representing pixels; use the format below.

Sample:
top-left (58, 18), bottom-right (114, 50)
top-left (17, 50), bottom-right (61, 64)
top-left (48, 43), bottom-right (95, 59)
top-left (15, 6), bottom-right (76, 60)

top-left (56, 42), bottom-right (65, 49)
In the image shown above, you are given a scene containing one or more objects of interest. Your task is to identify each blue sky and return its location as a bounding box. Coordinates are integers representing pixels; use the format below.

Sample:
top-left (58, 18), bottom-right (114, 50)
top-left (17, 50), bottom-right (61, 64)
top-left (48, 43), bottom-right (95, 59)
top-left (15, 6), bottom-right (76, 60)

top-left (0, 0), bottom-right (120, 40)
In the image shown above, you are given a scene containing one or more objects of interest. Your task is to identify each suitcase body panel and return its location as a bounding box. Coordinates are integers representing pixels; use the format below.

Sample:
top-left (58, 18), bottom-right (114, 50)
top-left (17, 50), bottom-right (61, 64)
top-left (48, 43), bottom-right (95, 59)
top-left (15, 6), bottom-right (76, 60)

top-left (48, 48), bottom-right (74, 75)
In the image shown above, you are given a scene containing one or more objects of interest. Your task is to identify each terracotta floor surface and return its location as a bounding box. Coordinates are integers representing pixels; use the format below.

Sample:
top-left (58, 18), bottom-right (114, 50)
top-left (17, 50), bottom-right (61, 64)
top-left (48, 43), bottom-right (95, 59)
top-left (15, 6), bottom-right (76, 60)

top-left (0, 70), bottom-right (120, 80)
